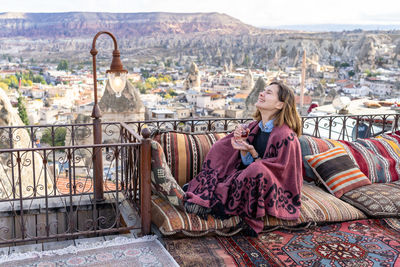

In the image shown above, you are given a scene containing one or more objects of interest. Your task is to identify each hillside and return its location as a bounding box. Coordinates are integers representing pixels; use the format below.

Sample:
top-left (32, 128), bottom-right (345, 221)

top-left (0, 12), bottom-right (261, 37)
top-left (0, 12), bottom-right (399, 71)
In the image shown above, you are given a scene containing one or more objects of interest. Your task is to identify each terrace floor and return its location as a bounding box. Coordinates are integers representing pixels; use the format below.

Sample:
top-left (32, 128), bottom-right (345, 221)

top-left (3, 218), bottom-right (400, 266)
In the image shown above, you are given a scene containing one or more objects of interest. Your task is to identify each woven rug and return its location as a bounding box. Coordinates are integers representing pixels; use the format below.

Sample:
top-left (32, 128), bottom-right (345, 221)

top-left (165, 219), bottom-right (400, 266)
top-left (0, 236), bottom-right (178, 267)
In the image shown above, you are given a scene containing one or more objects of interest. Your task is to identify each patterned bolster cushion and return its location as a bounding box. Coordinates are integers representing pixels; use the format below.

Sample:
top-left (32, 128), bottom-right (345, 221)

top-left (341, 180), bottom-right (400, 217)
top-left (263, 184), bottom-right (366, 228)
top-left (151, 141), bottom-right (185, 210)
top-left (151, 184), bottom-right (366, 235)
top-left (153, 132), bottom-right (227, 186)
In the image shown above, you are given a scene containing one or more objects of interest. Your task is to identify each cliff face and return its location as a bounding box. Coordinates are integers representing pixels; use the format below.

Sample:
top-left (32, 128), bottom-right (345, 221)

top-left (0, 12), bottom-right (399, 71)
top-left (0, 12), bottom-right (260, 38)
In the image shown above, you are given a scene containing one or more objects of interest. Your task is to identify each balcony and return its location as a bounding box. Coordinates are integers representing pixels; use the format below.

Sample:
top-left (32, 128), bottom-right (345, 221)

top-left (0, 112), bottom-right (398, 246)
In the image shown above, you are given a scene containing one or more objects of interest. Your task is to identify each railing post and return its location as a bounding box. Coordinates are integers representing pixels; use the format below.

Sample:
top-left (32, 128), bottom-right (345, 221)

top-left (140, 128), bottom-right (152, 235)
top-left (93, 118), bottom-right (104, 202)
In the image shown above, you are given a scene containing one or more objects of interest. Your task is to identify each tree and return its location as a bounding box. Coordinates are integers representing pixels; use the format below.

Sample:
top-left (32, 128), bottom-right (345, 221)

top-left (17, 96), bottom-right (29, 125)
top-left (140, 69), bottom-right (150, 79)
top-left (3, 75), bottom-right (19, 88)
top-left (146, 77), bottom-right (159, 88)
top-left (168, 89), bottom-right (177, 96)
top-left (134, 81), bottom-right (147, 94)
top-left (0, 82), bottom-right (8, 91)
top-left (243, 55), bottom-right (250, 67)
top-left (57, 60), bottom-right (69, 71)
top-left (41, 127), bottom-right (67, 146)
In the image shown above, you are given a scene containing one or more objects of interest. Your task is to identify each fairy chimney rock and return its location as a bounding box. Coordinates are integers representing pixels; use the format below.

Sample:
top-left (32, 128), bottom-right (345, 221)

top-left (0, 88), bottom-right (54, 198)
top-left (241, 69), bottom-right (254, 91)
top-left (99, 79), bottom-right (145, 122)
top-left (245, 77), bottom-right (266, 116)
top-left (184, 62), bottom-right (201, 90)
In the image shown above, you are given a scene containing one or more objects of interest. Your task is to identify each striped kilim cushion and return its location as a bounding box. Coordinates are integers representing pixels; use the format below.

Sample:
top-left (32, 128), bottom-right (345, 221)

top-left (338, 135), bottom-right (400, 183)
top-left (151, 184), bottom-right (366, 235)
top-left (154, 132), bottom-right (227, 186)
top-left (299, 135), bottom-right (334, 182)
top-left (151, 194), bottom-right (241, 236)
top-left (305, 147), bottom-right (371, 198)
top-left (300, 134), bottom-right (400, 183)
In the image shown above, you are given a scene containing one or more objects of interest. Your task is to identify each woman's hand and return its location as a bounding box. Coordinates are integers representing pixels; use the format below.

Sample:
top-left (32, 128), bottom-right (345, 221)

top-left (231, 138), bottom-right (255, 152)
top-left (233, 124), bottom-right (249, 143)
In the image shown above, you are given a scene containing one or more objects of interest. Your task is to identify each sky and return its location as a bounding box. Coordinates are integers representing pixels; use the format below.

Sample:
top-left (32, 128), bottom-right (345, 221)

top-left (1, 0), bottom-right (400, 27)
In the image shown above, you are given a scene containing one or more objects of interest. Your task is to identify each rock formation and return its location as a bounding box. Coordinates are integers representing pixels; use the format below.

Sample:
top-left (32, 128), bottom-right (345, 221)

top-left (0, 89), bottom-right (54, 199)
top-left (244, 77), bottom-right (266, 116)
top-left (0, 12), bottom-right (260, 38)
top-left (356, 36), bottom-right (376, 71)
top-left (241, 69), bottom-right (254, 91)
top-left (223, 62), bottom-right (229, 73)
top-left (184, 62), bottom-right (201, 90)
top-left (0, 12), bottom-right (399, 71)
top-left (99, 80), bottom-right (144, 116)
top-left (229, 59), bottom-right (234, 72)
top-left (98, 79), bottom-right (145, 141)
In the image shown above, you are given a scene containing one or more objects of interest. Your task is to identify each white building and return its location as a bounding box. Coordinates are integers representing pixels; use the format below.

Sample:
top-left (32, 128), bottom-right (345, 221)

top-left (26, 99), bottom-right (44, 124)
top-left (343, 86), bottom-right (370, 97)
top-left (196, 95), bottom-right (225, 110)
top-left (148, 109), bottom-right (175, 120)
top-left (286, 75), bottom-right (301, 87)
top-left (361, 78), bottom-right (394, 97)
top-left (323, 71), bottom-right (339, 80)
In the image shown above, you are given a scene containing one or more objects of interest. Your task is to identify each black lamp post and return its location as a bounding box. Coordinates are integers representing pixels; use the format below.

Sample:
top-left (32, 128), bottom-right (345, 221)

top-left (90, 31), bottom-right (127, 202)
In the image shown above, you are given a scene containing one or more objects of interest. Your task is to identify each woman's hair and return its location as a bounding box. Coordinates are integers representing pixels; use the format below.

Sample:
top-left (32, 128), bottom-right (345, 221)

top-left (253, 81), bottom-right (302, 136)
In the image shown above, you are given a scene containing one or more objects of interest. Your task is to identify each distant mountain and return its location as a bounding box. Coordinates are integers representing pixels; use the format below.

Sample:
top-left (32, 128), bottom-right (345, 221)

top-left (264, 24), bottom-right (400, 32)
top-left (0, 12), bottom-right (399, 73)
top-left (0, 12), bottom-right (261, 38)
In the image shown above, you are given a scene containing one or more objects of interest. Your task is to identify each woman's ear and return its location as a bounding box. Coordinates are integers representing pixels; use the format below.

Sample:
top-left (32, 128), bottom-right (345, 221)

top-left (275, 101), bottom-right (284, 110)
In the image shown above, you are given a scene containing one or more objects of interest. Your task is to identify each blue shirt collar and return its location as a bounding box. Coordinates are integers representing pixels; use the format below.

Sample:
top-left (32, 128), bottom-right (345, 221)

top-left (258, 119), bottom-right (274, 133)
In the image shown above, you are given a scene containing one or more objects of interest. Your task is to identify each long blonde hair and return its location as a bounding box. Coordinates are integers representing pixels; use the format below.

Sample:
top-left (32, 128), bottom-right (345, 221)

top-left (253, 81), bottom-right (302, 136)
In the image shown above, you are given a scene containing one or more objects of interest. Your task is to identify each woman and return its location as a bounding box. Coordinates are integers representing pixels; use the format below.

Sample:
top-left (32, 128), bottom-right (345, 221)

top-left (184, 81), bottom-right (303, 235)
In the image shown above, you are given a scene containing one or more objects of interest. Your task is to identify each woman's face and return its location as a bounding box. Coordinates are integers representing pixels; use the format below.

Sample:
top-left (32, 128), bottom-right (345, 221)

top-left (255, 84), bottom-right (284, 112)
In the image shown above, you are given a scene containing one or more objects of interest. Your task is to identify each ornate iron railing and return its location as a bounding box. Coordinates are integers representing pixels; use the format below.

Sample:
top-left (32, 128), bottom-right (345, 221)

top-left (125, 113), bottom-right (400, 141)
top-left (0, 122), bottom-right (142, 245)
top-left (0, 113), bottom-right (398, 244)
top-left (125, 113), bottom-right (400, 236)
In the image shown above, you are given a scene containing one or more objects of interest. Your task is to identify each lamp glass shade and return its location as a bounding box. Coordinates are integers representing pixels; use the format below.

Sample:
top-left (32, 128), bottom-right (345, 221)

top-left (107, 72), bottom-right (127, 97)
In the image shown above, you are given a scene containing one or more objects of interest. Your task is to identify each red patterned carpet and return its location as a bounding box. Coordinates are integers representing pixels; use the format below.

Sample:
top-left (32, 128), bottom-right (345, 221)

top-left (164, 219), bottom-right (400, 266)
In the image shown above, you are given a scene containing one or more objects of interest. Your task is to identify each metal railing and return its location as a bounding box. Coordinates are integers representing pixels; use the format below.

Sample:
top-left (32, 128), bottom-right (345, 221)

top-left (0, 113), bottom-right (398, 244)
top-left (0, 122), bottom-right (142, 245)
top-left (125, 113), bottom-right (400, 141)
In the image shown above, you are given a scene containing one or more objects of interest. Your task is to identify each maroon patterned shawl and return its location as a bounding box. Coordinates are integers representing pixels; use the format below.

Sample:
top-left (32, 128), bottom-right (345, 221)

top-left (185, 121), bottom-right (303, 233)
